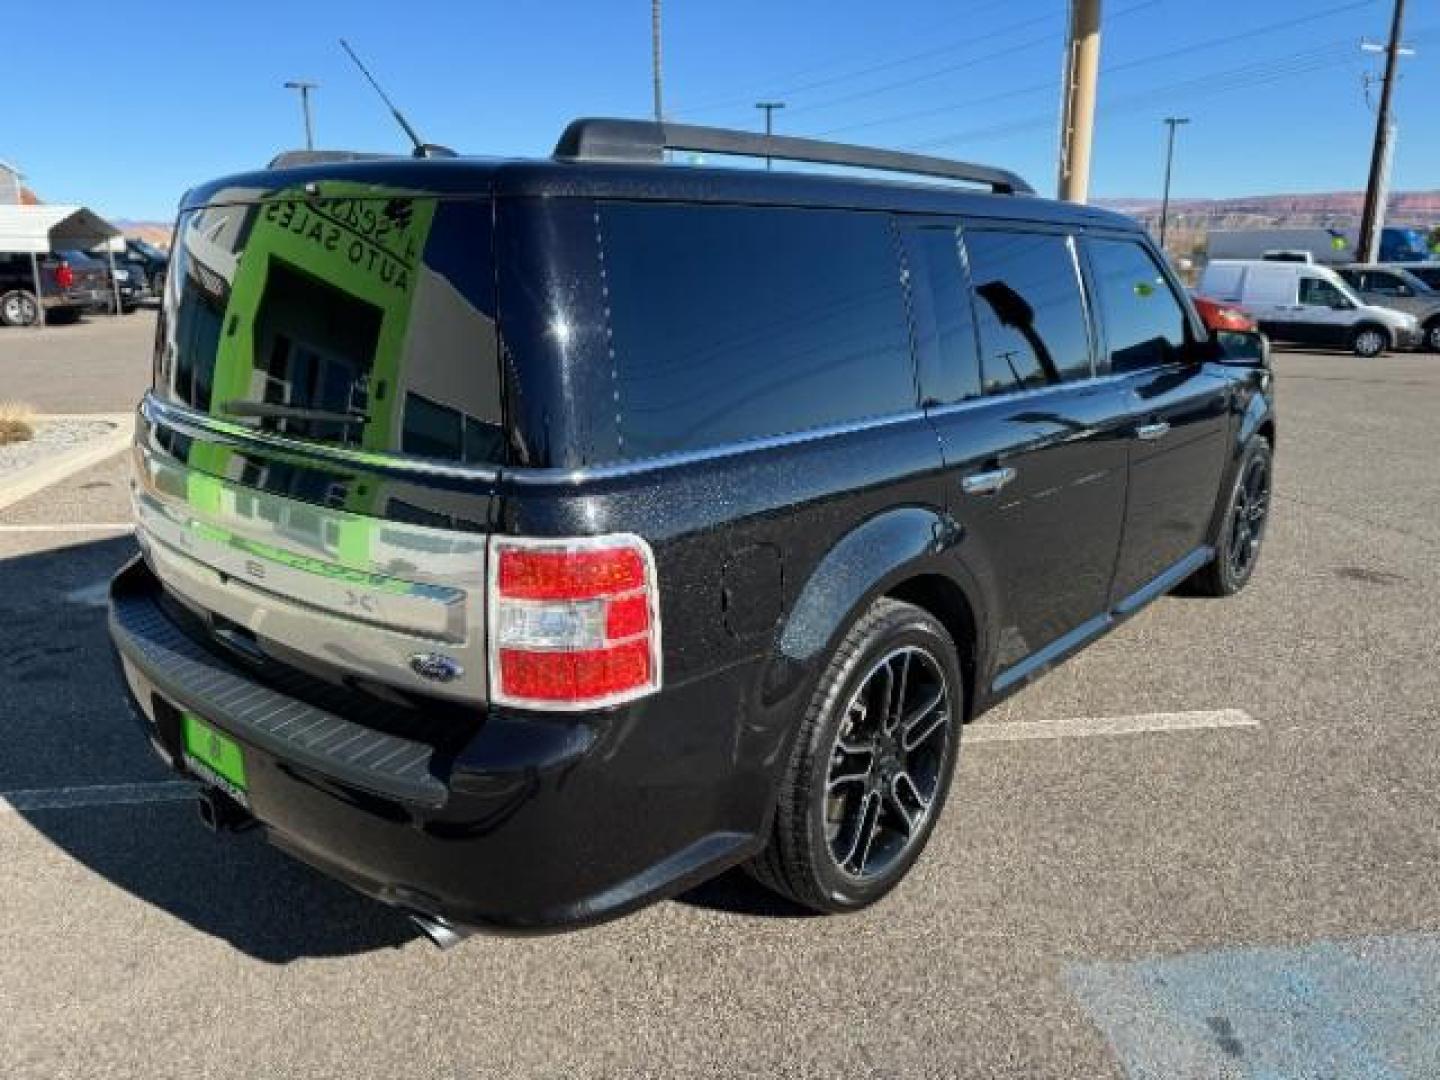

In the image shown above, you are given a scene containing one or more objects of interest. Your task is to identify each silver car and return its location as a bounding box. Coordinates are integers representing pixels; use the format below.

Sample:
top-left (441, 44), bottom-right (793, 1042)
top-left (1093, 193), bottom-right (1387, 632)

top-left (1336, 264), bottom-right (1440, 351)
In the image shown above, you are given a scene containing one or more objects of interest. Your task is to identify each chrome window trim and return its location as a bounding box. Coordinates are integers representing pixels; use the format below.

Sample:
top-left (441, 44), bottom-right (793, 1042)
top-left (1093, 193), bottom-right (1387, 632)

top-left (142, 392), bottom-right (934, 489)
top-left (142, 394), bottom-right (503, 483)
top-left (1067, 232), bottom-right (1100, 379)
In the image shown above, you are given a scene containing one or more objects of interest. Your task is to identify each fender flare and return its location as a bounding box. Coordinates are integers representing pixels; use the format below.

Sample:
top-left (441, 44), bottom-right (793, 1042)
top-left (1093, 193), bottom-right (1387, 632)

top-left (761, 505), bottom-right (991, 708)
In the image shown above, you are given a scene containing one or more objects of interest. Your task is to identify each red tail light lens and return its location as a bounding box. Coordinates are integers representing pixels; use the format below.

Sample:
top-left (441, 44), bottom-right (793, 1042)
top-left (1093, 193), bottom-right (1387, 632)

top-left (488, 535), bottom-right (661, 710)
top-left (54, 262), bottom-right (75, 290)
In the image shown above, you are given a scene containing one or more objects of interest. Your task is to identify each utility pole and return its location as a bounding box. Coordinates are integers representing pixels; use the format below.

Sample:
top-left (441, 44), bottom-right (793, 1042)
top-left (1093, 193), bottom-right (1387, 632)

top-left (1057, 0), bottom-right (1102, 203)
top-left (755, 101), bottom-right (785, 169)
top-left (1158, 117), bottom-right (1189, 251)
top-left (651, 0), bottom-right (664, 124)
top-left (1357, 0), bottom-right (1407, 263)
top-left (283, 80), bottom-right (319, 150)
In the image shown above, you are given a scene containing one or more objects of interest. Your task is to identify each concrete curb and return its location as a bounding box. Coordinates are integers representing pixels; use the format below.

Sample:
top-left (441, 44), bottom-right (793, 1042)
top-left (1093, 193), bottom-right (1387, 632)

top-left (0, 413), bottom-right (134, 513)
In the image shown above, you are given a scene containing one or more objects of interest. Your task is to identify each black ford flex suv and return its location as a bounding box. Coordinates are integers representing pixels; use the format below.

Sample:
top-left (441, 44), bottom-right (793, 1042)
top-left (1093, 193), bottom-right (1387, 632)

top-left (108, 120), bottom-right (1276, 943)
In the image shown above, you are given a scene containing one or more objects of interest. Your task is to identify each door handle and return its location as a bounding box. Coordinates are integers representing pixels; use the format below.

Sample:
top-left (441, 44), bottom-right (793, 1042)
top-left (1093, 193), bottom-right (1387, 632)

top-left (961, 466), bottom-right (1017, 496)
top-left (1136, 421), bottom-right (1171, 441)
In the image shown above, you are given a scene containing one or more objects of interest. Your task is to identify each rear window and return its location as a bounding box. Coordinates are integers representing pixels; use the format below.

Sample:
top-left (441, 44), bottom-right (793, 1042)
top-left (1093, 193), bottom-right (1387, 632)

top-left (155, 192), bottom-right (503, 465)
top-left (598, 203), bottom-right (915, 459)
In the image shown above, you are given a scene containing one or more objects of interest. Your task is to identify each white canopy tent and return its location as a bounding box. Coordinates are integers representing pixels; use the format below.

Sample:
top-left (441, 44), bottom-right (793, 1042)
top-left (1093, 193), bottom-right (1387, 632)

top-left (0, 204), bottom-right (122, 325)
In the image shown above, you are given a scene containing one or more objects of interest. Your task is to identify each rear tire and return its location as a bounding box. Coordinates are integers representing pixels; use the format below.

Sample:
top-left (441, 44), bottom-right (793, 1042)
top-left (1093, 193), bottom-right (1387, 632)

top-left (1351, 324), bottom-right (1388, 358)
top-left (1188, 437), bottom-right (1272, 597)
top-left (0, 290), bottom-right (38, 327)
top-left (746, 598), bottom-right (963, 914)
top-left (1423, 318), bottom-right (1440, 353)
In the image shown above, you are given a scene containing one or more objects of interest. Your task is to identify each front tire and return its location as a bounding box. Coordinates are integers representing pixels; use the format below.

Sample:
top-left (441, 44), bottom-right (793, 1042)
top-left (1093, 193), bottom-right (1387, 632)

top-left (746, 598), bottom-right (963, 913)
top-left (1351, 324), bottom-right (1388, 358)
top-left (1423, 318), bottom-right (1440, 353)
top-left (1188, 437), bottom-right (1272, 597)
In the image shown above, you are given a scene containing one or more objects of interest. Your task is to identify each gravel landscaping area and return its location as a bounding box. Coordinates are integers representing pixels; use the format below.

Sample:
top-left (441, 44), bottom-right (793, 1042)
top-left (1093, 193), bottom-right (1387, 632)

top-left (0, 418), bottom-right (119, 481)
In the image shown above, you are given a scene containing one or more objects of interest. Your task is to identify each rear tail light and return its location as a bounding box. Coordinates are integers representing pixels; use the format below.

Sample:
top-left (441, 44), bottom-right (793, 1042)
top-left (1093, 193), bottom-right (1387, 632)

top-left (54, 262), bottom-right (75, 290)
top-left (487, 534), bottom-right (662, 710)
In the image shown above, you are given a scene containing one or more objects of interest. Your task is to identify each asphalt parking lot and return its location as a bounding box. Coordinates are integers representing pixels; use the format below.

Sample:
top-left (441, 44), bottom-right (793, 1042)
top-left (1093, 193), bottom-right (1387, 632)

top-left (2, 313), bottom-right (1438, 1077)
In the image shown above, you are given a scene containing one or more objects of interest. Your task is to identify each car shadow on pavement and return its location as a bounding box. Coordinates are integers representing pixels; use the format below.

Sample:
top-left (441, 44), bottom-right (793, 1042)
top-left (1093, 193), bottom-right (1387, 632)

top-left (2, 535), bottom-right (416, 963)
top-left (675, 868), bottom-right (821, 920)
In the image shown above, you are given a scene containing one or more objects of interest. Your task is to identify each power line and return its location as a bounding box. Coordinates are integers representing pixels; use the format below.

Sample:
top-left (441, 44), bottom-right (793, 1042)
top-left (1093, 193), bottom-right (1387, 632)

top-left (781, 25), bottom-right (1064, 119)
top-left (814, 0), bottom-right (1379, 139)
top-left (778, 0), bottom-right (1161, 123)
top-left (673, 5), bottom-right (1055, 118)
top-left (905, 36), bottom-right (1375, 152)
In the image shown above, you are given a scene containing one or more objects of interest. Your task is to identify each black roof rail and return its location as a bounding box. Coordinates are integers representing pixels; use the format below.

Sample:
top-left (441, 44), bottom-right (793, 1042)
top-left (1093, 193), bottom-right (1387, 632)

top-left (553, 117), bottom-right (1034, 196)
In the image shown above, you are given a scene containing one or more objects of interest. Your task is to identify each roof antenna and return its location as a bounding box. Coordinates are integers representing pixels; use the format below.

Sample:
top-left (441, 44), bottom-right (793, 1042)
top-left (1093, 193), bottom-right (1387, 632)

top-left (339, 39), bottom-right (455, 158)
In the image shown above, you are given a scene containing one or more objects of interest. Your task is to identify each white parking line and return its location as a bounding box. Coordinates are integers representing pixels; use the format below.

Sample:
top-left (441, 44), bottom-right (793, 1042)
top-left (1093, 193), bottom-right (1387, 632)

top-left (0, 781), bottom-right (196, 815)
top-left (0, 712), bottom-right (1256, 815)
top-left (966, 708), bottom-right (1258, 743)
top-left (0, 523), bottom-right (134, 533)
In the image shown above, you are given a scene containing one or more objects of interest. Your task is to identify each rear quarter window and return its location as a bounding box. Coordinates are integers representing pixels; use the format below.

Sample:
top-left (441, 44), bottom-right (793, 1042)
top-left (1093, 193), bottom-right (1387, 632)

top-left (962, 229), bottom-right (1092, 393)
top-left (597, 203), bottom-right (915, 459)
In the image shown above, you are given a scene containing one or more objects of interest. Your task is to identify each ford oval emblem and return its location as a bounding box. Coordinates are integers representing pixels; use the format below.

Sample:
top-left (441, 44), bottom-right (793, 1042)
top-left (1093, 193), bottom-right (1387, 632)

top-left (409, 653), bottom-right (463, 683)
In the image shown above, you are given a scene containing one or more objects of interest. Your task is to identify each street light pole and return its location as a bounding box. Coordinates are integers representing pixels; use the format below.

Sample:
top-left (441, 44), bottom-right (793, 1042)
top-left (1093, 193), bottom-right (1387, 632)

top-left (755, 101), bottom-right (785, 170)
top-left (651, 0), bottom-right (664, 124)
top-left (283, 80), bottom-right (319, 151)
top-left (1158, 116), bottom-right (1189, 252)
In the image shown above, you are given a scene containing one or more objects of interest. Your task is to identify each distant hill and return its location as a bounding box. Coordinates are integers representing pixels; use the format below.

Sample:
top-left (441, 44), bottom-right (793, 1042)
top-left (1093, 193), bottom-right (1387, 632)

top-left (1098, 189), bottom-right (1440, 233)
top-left (1093, 189), bottom-right (1440, 262)
top-left (112, 220), bottom-right (172, 250)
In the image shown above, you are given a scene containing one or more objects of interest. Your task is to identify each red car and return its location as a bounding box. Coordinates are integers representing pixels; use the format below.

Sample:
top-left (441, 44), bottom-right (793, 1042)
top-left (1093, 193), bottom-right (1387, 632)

top-left (1193, 294), bottom-right (1258, 332)
top-left (1193, 294), bottom-right (1270, 365)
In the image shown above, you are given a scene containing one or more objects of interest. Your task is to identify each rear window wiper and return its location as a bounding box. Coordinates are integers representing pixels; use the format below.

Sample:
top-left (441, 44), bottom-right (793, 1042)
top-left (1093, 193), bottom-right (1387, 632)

top-left (221, 401), bottom-right (367, 426)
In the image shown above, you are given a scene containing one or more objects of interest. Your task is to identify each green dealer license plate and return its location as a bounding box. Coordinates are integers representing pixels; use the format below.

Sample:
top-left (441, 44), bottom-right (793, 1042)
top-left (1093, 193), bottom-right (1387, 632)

top-left (181, 712), bottom-right (249, 806)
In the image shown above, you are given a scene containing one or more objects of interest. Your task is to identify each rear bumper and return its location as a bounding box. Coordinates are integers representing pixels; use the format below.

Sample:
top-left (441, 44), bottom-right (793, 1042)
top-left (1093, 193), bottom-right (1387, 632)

top-left (108, 556), bottom-right (767, 932)
top-left (42, 290), bottom-right (108, 313)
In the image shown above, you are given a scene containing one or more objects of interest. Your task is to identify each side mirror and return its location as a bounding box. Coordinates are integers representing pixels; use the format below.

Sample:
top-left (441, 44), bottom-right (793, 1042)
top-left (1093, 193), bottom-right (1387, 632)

top-left (1331, 298), bottom-right (1353, 311)
top-left (1213, 329), bottom-right (1270, 369)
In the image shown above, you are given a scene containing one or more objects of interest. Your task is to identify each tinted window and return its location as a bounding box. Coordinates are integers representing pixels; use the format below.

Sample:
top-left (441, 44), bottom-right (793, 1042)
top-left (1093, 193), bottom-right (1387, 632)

top-left (902, 226), bottom-right (982, 405)
top-left (156, 196), bottom-right (503, 464)
top-left (1086, 238), bottom-right (1189, 373)
top-left (1299, 277), bottom-right (1345, 307)
top-left (963, 230), bottom-right (1091, 394)
top-left (1409, 266), bottom-right (1440, 290)
top-left (1367, 272), bottom-right (1408, 295)
top-left (599, 204), bottom-right (914, 458)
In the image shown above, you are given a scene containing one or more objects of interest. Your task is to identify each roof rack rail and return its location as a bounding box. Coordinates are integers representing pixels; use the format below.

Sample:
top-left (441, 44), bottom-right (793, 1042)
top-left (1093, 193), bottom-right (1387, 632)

top-left (553, 117), bottom-right (1033, 196)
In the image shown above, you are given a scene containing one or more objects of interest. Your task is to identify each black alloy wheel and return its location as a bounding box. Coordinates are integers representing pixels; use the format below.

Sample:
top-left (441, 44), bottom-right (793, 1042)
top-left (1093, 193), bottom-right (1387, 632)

top-left (1227, 449), bottom-right (1271, 584)
top-left (1187, 436), bottom-right (1272, 597)
top-left (747, 598), bottom-right (963, 913)
top-left (825, 645), bottom-right (951, 882)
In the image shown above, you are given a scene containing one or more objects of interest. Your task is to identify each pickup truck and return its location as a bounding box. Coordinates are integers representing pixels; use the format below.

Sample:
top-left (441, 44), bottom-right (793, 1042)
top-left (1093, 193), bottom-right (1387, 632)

top-left (0, 250), bottom-right (111, 326)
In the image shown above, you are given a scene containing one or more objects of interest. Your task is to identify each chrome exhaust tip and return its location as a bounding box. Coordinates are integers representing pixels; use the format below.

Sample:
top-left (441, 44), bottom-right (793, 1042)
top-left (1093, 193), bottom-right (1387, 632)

top-left (408, 912), bottom-right (472, 950)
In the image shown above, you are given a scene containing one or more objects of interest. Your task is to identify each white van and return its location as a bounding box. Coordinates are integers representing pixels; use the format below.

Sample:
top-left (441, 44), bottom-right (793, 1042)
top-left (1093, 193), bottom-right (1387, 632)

top-left (1199, 259), bottom-right (1421, 357)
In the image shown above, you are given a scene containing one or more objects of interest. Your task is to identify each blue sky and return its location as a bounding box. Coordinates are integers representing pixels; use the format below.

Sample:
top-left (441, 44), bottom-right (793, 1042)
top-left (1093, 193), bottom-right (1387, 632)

top-left (9, 0), bottom-right (1436, 221)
